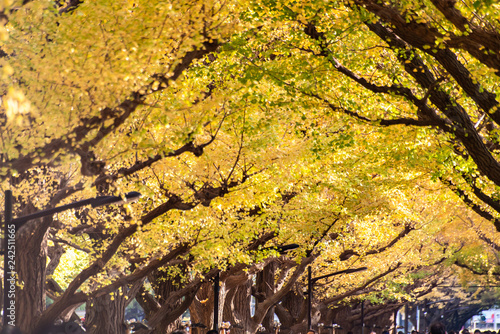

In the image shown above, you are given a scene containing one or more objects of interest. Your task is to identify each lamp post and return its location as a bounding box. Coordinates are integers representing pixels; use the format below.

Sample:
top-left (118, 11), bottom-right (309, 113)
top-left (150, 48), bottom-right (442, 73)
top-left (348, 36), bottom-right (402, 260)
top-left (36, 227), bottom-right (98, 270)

top-left (307, 266), bottom-right (368, 330)
top-left (2, 190), bottom-right (141, 332)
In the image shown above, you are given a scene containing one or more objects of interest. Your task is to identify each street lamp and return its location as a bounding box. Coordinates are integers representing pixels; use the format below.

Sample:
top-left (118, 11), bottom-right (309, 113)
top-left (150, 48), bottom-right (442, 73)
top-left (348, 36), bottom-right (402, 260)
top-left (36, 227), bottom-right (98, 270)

top-left (2, 190), bottom-right (141, 332)
top-left (307, 266), bottom-right (368, 330)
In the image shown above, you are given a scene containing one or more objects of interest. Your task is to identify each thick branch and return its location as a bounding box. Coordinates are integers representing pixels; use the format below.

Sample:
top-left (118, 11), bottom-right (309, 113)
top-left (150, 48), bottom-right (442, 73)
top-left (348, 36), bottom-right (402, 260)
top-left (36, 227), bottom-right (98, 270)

top-left (430, 0), bottom-right (500, 74)
top-left (321, 263), bottom-right (401, 305)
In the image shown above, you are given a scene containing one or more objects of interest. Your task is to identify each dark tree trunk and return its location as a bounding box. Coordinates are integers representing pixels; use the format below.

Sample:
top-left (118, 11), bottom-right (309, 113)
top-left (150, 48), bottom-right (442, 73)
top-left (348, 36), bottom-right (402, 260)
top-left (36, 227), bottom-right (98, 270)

top-left (190, 281), bottom-right (214, 331)
top-left (84, 290), bottom-right (128, 334)
top-left (327, 305), bottom-right (355, 332)
top-left (255, 262), bottom-right (276, 334)
top-left (275, 290), bottom-right (307, 334)
top-left (16, 218), bottom-right (50, 333)
top-left (223, 279), bottom-right (252, 334)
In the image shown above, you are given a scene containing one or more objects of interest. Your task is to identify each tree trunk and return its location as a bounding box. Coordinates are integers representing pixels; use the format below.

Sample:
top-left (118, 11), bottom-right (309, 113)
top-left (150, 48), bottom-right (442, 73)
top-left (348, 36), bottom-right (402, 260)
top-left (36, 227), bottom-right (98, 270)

top-left (138, 266), bottom-right (188, 334)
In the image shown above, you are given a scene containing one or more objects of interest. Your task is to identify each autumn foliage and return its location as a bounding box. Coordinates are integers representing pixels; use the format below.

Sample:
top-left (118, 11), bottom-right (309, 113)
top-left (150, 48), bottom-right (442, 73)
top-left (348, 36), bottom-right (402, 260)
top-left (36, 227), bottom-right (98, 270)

top-left (1, 0), bottom-right (500, 333)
